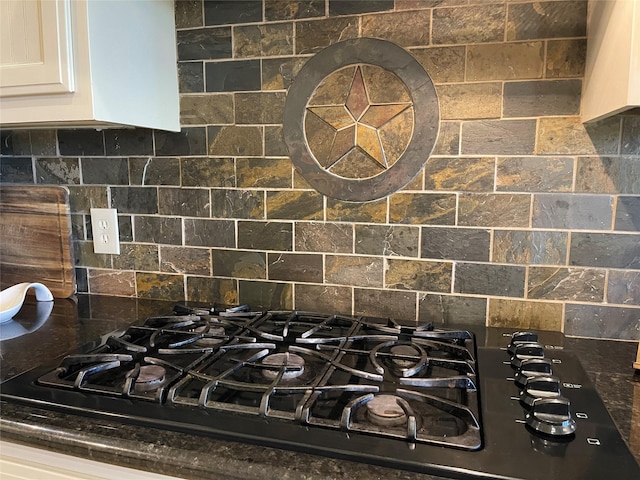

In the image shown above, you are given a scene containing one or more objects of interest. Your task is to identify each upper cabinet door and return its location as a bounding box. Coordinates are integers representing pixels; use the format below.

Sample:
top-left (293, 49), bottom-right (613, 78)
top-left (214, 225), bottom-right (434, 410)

top-left (582, 0), bottom-right (640, 123)
top-left (0, 0), bottom-right (74, 97)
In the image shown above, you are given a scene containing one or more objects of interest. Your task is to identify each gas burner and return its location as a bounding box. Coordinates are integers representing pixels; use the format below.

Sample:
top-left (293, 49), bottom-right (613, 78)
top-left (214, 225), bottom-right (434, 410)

top-left (194, 325), bottom-right (226, 347)
top-left (389, 344), bottom-right (422, 368)
top-left (128, 365), bottom-right (166, 392)
top-left (261, 352), bottom-right (305, 380)
top-left (366, 394), bottom-right (408, 427)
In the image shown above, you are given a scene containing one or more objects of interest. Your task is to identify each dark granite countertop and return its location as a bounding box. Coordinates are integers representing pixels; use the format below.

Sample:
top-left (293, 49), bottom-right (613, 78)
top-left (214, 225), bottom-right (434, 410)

top-left (1, 295), bottom-right (639, 479)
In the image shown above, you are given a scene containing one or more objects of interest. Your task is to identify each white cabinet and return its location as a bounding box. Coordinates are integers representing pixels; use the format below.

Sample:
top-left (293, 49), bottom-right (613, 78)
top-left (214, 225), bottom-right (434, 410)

top-left (0, 0), bottom-right (180, 132)
top-left (582, 0), bottom-right (640, 123)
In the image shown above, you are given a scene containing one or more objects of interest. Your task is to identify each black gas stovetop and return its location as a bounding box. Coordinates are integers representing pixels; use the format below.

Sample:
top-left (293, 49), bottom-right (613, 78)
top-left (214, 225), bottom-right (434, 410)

top-left (1, 305), bottom-right (638, 479)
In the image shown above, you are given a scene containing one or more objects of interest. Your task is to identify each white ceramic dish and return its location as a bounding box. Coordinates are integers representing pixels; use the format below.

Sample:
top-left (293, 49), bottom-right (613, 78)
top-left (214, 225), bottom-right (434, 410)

top-left (0, 282), bottom-right (54, 324)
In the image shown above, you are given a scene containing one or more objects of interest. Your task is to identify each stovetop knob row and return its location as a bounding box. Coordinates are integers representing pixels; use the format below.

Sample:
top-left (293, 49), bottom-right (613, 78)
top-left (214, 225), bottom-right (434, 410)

top-left (508, 331), bottom-right (576, 438)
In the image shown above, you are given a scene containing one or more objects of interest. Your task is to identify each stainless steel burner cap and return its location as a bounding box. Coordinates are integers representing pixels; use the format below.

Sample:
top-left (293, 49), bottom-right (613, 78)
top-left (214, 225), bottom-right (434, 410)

top-left (195, 325), bottom-right (226, 346)
top-left (366, 394), bottom-right (408, 427)
top-left (261, 352), bottom-right (305, 380)
top-left (133, 365), bottom-right (166, 391)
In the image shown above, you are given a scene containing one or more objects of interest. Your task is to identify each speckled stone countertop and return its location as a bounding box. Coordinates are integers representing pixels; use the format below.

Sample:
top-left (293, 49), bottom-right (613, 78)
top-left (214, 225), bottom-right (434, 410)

top-left (1, 295), bottom-right (638, 479)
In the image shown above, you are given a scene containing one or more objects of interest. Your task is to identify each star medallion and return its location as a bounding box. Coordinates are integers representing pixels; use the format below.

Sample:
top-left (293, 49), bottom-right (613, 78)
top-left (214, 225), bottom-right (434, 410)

top-left (305, 65), bottom-right (414, 179)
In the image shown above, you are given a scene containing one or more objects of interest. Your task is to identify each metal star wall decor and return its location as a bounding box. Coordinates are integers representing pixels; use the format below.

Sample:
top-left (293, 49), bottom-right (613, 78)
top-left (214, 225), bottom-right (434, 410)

top-left (283, 38), bottom-right (440, 202)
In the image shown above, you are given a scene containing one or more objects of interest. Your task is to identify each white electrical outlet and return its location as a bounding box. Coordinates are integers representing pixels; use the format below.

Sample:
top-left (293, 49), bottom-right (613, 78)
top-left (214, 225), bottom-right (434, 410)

top-left (90, 208), bottom-right (120, 254)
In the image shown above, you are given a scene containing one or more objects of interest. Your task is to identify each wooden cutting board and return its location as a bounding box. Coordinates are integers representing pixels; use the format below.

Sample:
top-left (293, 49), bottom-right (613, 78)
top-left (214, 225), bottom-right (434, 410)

top-left (0, 185), bottom-right (75, 298)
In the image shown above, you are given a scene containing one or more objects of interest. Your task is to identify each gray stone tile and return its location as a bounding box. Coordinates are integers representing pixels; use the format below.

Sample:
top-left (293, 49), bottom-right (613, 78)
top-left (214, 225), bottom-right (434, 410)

top-left (326, 255), bottom-right (383, 288)
top-left (532, 193), bottom-right (613, 230)
top-left (575, 156), bottom-right (640, 194)
top-left (178, 62), bottom-right (204, 93)
top-left (161, 246), bottom-right (211, 275)
top-left (354, 288), bottom-right (417, 324)
top-left (175, 0), bottom-right (202, 29)
top-left (467, 42), bottom-right (544, 81)
top-left (461, 120), bottom-right (537, 155)
top-left (104, 129), bottom-right (153, 156)
top-left (267, 191), bottom-right (323, 220)
top-left (111, 187), bottom-right (158, 214)
top-left (296, 222), bottom-right (353, 253)
top-left (503, 80), bottom-right (581, 117)
top-left (134, 216), bottom-right (182, 245)
top-left (355, 224), bottom-right (419, 257)
top-left (496, 156), bottom-right (573, 192)
top-left (186, 276), bottom-right (237, 304)
top-left (389, 193), bottom-right (456, 225)
top-left (488, 298), bottom-right (563, 331)
top-left (418, 294), bottom-right (487, 326)
top-left (177, 27), bottom-right (231, 61)
top-left (621, 116), bottom-right (640, 155)
top-left (565, 304), bottom-right (640, 340)
top-left (432, 4), bottom-right (505, 44)
top-left (454, 263), bottom-right (526, 297)
top-left (211, 189), bottom-right (264, 219)
top-left (213, 249), bottom-right (266, 278)
top-left (204, 1), bottom-right (262, 25)
top-left (154, 128), bottom-right (207, 156)
top-left (113, 244), bottom-right (159, 272)
top-left (159, 187), bottom-right (210, 217)
top-left (361, 10), bottom-right (431, 47)
top-left (493, 230), bottom-right (568, 265)
top-left (238, 221), bottom-right (293, 251)
top-left (608, 270), bottom-right (640, 306)
top-left (265, 1), bottom-right (325, 21)
top-left (234, 23), bottom-right (294, 58)
top-left (0, 157), bottom-right (33, 183)
top-left (268, 252), bottom-right (323, 283)
top-left (437, 83), bottom-right (502, 120)
top-left (208, 126), bottom-right (263, 156)
top-left (385, 258), bottom-right (452, 292)
top-left (528, 267), bottom-right (605, 302)
top-left (295, 284), bottom-right (352, 315)
top-left (185, 219), bottom-right (236, 247)
top-left (432, 122), bottom-right (460, 155)
top-left (181, 157), bottom-right (236, 188)
top-left (507, 1), bottom-right (587, 40)
top-left (458, 193), bottom-right (531, 228)
top-left (35, 158), bottom-right (80, 185)
top-left (424, 156), bottom-right (494, 191)
top-left (411, 46), bottom-right (465, 84)
top-left (296, 17), bottom-right (358, 54)
top-left (58, 129), bottom-right (104, 156)
top-left (421, 227), bottom-right (490, 262)
top-left (545, 39), bottom-right (586, 78)
top-left (129, 157), bottom-right (180, 186)
top-left (570, 233), bottom-right (640, 269)
top-left (238, 279), bottom-right (293, 310)
top-left (537, 117), bottom-right (620, 155)
top-left (82, 158), bottom-right (128, 185)
top-left (235, 92), bottom-right (286, 124)
top-left (180, 94), bottom-right (234, 125)
top-left (205, 60), bottom-right (261, 92)
top-left (615, 196), bottom-right (640, 231)
top-left (329, 0), bottom-right (393, 16)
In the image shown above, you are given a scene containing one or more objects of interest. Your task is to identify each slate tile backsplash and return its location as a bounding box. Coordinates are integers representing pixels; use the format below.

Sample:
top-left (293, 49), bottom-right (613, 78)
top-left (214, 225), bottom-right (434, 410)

top-left (1, 0), bottom-right (639, 340)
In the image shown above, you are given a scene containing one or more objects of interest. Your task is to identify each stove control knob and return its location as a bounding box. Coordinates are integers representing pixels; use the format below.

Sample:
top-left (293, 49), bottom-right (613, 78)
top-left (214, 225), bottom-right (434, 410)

top-left (519, 375), bottom-right (561, 408)
top-left (514, 358), bottom-right (554, 388)
top-left (510, 342), bottom-right (545, 369)
top-left (507, 331), bottom-right (539, 356)
top-left (526, 397), bottom-right (576, 437)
